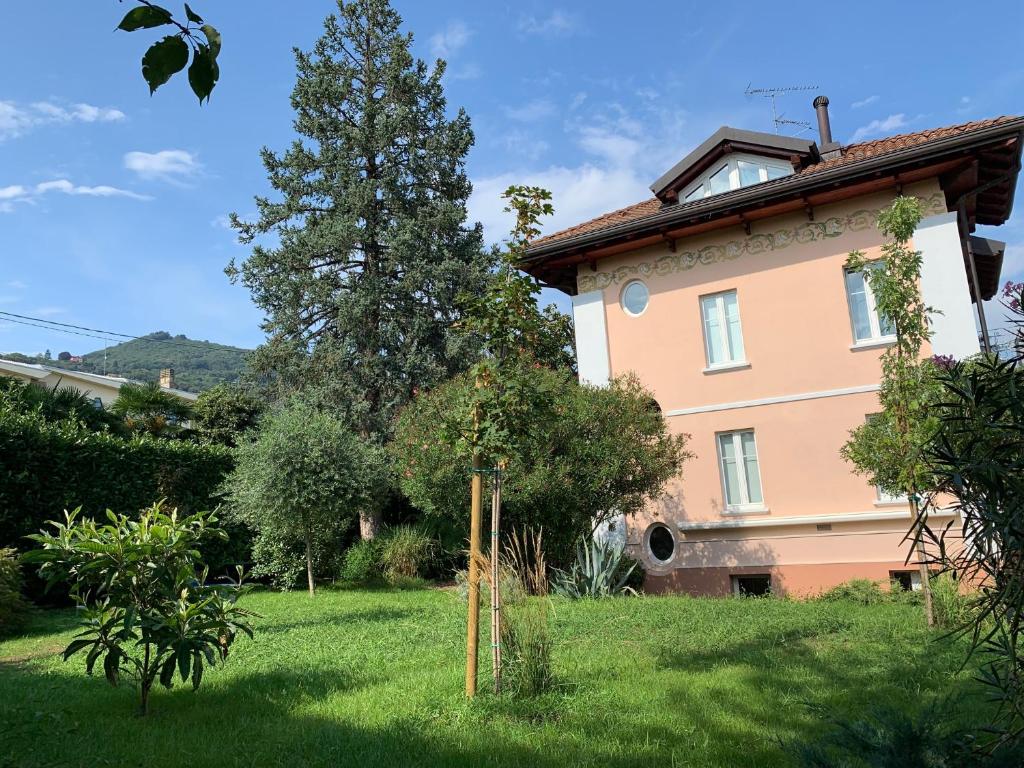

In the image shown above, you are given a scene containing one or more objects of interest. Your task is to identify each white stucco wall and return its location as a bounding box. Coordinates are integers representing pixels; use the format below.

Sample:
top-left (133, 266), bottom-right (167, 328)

top-left (916, 211), bottom-right (981, 359)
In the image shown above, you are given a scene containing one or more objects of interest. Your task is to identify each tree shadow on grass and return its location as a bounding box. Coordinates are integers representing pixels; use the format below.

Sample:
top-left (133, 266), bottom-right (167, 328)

top-left (0, 661), bottom-right (594, 768)
top-left (257, 606), bottom-right (414, 635)
top-left (647, 617), bottom-right (988, 767)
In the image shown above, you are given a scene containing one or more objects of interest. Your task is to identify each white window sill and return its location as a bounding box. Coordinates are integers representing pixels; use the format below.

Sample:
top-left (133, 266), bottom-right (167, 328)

top-left (850, 337), bottom-right (896, 351)
top-left (723, 505), bottom-right (769, 515)
top-left (703, 361), bottom-right (751, 375)
top-left (874, 499), bottom-right (909, 508)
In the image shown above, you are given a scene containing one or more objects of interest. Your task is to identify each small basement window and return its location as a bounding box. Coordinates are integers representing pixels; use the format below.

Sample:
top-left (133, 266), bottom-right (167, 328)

top-left (889, 570), bottom-right (922, 592)
top-left (648, 523), bottom-right (675, 564)
top-left (732, 574), bottom-right (771, 596)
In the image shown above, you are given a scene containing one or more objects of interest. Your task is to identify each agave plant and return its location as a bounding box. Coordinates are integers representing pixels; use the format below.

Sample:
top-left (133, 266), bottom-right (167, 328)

top-left (552, 537), bottom-right (637, 599)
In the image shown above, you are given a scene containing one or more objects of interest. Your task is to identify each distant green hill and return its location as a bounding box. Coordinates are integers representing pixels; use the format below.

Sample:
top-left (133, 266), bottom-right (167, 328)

top-left (4, 332), bottom-right (251, 393)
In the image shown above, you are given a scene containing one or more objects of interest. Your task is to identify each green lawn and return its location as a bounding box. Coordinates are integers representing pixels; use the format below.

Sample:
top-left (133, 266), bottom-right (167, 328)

top-left (0, 588), bottom-right (982, 767)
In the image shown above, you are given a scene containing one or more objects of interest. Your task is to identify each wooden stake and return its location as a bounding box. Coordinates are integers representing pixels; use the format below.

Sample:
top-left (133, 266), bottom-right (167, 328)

top-left (490, 466), bottom-right (503, 694)
top-left (465, 406), bottom-right (484, 698)
top-left (911, 495), bottom-right (935, 627)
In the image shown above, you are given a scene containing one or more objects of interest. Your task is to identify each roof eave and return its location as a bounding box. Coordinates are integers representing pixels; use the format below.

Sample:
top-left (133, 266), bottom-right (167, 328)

top-left (525, 119), bottom-right (1024, 266)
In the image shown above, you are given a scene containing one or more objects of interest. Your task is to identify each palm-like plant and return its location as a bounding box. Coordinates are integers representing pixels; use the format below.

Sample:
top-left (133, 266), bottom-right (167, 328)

top-left (0, 375), bottom-right (122, 433)
top-left (111, 381), bottom-right (193, 436)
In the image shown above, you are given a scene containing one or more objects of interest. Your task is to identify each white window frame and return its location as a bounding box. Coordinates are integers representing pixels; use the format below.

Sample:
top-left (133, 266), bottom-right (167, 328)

top-left (700, 289), bottom-right (746, 369)
top-left (621, 279), bottom-right (650, 317)
top-left (845, 263), bottom-right (896, 345)
top-left (716, 429), bottom-right (765, 512)
top-left (681, 153), bottom-right (793, 202)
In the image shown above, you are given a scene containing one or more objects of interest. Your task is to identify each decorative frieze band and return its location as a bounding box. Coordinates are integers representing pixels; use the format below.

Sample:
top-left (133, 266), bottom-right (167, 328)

top-left (576, 192), bottom-right (946, 293)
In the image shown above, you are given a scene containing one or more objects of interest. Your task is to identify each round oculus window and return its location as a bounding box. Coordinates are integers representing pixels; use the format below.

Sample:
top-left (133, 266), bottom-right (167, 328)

top-left (621, 280), bottom-right (649, 316)
top-left (648, 524), bottom-right (675, 563)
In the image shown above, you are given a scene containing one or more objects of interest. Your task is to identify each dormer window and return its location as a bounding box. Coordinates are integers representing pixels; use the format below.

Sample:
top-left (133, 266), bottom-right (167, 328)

top-left (680, 154), bottom-right (794, 203)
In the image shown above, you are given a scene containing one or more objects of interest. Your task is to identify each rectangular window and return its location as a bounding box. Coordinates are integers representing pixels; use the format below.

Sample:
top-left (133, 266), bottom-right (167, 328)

top-left (845, 263), bottom-right (895, 343)
top-left (717, 430), bottom-right (763, 510)
top-left (701, 290), bottom-right (745, 367)
top-left (708, 163), bottom-right (731, 195)
top-left (737, 160), bottom-right (761, 187)
top-left (865, 413), bottom-right (908, 503)
top-left (765, 164), bottom-right (790, 180)
top-left (732, 574), bottom-right (771, 596)
top-left (683, 184), bottom-right (704, 202)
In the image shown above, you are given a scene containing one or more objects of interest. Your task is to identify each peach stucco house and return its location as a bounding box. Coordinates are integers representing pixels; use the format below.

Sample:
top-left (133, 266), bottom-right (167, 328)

top-left (521, 97), bottom-right (1022, 597)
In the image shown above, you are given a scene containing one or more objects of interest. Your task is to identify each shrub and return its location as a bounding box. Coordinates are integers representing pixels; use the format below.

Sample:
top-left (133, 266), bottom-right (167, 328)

top-left (501, 598), bottom-right (555, 697)
top-left (0, 547), bottom-right (29, 636)
top-left (0, 409), bottom-right (232, 554)
top-left (552, 538), bottom-right (637, 599)
top-left (379, 526), bottom-right (437, 581)
top-left (820, 578), bottom-right (890, 605)
top-left (23, 502), bottom-right (255, 715)
top-left (930, 573), bottom-right (974, 630)
top-left (339, 539), bottom-right (384, 584)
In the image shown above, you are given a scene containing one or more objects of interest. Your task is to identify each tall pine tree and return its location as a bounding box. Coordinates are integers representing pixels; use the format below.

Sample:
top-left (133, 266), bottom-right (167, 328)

top-left (227, 0), bottom-right (492, 538)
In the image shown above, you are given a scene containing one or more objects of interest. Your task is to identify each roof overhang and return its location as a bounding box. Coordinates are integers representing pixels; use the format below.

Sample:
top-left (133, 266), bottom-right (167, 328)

top-left (650, 127), bottom-right (818, 202)
top-left (522, 118), bottom-right (1024, 294)
top-left (968, 235), bottom-right (1005, 302)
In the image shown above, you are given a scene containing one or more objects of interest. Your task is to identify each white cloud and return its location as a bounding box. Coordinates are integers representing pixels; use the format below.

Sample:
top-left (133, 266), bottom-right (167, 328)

top-left (500, 130), bottom-right (550, 163)
top-left (29, 306), bottom-right (67, 318)
top-left (0, 178), bottom-right (150, 211)
top-left (850, 114), bottom-right (910, 142)
top-left (503, 99), bottom-right (557, 123)
top-left (518, 10), bottom-right (581, 37)
top-left (0, 100), bottom-right (124, 141)
top-left (124, 149), bottom-right (201, 181)
top-left (851, 95), bottom-right (879, 109)
top-left (6, 281), bottom-right (27, 290)
top-left (430, 20), bottom-right (471, 59)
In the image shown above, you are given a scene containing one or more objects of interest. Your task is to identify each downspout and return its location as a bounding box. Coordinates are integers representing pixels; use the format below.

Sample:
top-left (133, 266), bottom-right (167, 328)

top-left (951, 138), bottom-right (1023, 354)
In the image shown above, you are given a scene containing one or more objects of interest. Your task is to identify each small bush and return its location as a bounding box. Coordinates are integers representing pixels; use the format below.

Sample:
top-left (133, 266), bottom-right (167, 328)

top-left (0, 547), bottom-right (29, 636)
top-left (338, 539), bottom-right (384, 584)
top-left (930, 572), bottom-right (974, 629)
top-left (379, 526), bottom-right (437, 581)
top-left (820, 578), bottom-right (890, 605)
top-left (501, 598), bottom-right (554, 697)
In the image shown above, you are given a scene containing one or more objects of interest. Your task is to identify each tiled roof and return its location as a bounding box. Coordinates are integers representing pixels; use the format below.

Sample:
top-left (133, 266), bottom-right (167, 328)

top-left (530, 116), bottom-right (1019, 248)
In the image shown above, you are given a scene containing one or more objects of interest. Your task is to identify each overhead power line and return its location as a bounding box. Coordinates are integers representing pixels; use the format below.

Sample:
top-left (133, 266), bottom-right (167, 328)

top-left (0, 310), bottom-right (252, 355)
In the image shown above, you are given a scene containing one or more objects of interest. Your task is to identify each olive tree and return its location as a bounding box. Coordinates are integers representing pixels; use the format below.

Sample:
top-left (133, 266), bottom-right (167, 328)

top-left (224, 399), bottom-right (389, 595)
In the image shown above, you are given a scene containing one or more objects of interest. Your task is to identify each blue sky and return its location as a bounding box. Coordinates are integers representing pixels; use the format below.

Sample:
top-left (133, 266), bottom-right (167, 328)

top-left (2, 1), bottom-right (1023, 355)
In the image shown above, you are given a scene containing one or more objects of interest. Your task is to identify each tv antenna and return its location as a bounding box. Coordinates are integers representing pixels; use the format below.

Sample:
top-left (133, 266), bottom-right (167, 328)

top-left (744, 83), bottom-right (818, 135)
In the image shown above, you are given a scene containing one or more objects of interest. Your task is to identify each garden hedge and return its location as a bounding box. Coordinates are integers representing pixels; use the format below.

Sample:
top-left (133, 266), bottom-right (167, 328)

top-left (0, 410), bottom-right (234, 551)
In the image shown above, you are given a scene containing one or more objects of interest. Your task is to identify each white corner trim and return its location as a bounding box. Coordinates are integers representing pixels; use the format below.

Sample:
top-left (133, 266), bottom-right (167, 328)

top-left (571, 290), bottom-right (611, 387)
top-left (676, 508), bottom-right (955, 532)
top-left (664, 383), bottom-right (880, 417)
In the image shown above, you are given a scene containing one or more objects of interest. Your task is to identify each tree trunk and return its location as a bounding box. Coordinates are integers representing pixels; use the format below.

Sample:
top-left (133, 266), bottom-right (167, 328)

top-left (305, 533), bottom-right (315, 598)
top-left (490, 466), bottom-right (503, 695)
top-left (465, 412), bottom-right (484, 698)
top-left (139, 644), bottom-right (152, 716)
top-left (359, 508), bottom-right (383, 541)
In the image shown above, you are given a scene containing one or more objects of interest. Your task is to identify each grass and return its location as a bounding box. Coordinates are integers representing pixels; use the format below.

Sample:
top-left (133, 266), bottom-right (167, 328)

top-left (0, 587), bottom-right (987, 768)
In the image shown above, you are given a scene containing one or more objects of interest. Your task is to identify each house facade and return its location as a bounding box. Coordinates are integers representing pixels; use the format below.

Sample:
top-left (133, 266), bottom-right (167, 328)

top-left (522, 98), bottom-right (1022, 596)
top-left (0, 359), bottom-right (197, 407)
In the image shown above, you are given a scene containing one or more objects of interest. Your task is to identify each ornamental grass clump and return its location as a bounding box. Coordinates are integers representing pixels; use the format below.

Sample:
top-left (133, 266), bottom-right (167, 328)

top-left (379, 526), bottom-right (437, 582)
top-left (23, 501), bottom-right (255, 715)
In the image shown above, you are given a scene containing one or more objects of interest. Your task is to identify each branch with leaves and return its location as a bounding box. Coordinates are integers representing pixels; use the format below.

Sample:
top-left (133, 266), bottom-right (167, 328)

top-left (116, 2), bottom-right (221, 102)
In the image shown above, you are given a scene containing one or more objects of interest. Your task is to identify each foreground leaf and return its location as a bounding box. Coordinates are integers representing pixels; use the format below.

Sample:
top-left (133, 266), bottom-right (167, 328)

top-left (141, 36), bottom-right (190, 95)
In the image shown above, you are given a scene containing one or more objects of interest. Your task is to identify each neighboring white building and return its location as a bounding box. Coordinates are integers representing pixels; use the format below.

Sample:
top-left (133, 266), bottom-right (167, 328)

top-left (0, 359), bottom-right (198, 407)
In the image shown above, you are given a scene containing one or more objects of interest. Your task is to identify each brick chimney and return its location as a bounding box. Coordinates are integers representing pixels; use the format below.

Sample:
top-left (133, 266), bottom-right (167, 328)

top-left (159, 368), bottom-right (175, 389)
